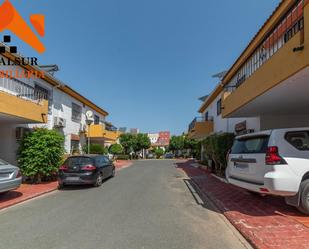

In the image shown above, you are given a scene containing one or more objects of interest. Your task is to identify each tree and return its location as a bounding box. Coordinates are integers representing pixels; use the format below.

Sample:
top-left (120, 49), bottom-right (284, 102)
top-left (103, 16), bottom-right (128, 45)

top-left (184, 137), bottom-right (200, 158)
top-left (154, 147), bottom-right (164, 159)
top-left (119, 133), bottom-right (151, 155)
top-left (82, 144), bottom-right (107, 154)
top-left (136, 134), bottom-right (151, 151)
top-left (119, 133), bottom-right (136, 154)
top-left (18, 128), bottom-right (65, 183)
top-left (169, 135), bottom-right (185, 153)
top-left (109, 144), bottom-right (124, 156)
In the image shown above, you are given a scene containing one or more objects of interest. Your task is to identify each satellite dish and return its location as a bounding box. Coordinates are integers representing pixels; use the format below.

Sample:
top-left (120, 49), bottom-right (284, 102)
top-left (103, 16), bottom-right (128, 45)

top-left (85, 110), bottom-right (94, 125)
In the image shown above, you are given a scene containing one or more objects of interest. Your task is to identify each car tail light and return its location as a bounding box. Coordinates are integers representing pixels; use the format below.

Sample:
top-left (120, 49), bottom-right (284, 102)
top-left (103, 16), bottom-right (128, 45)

top-left (259, 188), bottom-right (269, 193)
top-left (81, 165), bottom-right (96, 171)
top-left (16, 170), bottom-right (22, 178)
top-left (59, 165), bottom-right (68, 171)
top-left (265, 146), bottom-right (287, 165)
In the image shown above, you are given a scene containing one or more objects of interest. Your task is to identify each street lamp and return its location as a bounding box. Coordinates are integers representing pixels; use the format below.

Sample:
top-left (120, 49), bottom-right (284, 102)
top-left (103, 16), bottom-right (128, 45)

top-left (85, 110), bottom-right (94, 154)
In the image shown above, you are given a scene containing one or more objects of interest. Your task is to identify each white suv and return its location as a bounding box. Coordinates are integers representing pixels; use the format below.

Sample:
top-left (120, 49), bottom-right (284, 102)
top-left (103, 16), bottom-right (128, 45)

top-left (226, 128), bottom-right (309, 214)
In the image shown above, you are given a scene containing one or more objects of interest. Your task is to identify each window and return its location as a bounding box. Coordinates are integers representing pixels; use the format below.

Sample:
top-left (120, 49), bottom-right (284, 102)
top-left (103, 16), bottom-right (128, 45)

top-left (205, 112), bottom-right (209, 121)
top-left (95, 157), bottom-right (104, 166)
top-left (0, 158), bottom-right (8, 165)
top-left (72, 103), bottom-right (82, 122)
top-left (64, 157), bottom-right (94, 167)
top-left (34, 84), bottom-right (49, 100)
top-left (231, 136), bottom-right (269, 154)
top-left (71, 140), bottom-right (80, 153)
top-left (94, 115), bottom-right (100, 125)
top-left (285, 131), bottom-right (309, 151)
top-left (216, 99), bottom-right (222, 116)
top-left (102, 156), bottom-right (110, 164)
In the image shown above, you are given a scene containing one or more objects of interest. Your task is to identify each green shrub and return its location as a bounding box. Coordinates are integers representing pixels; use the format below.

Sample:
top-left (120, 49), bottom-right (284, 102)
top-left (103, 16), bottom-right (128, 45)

top-left (109, 144), bottom-right (124, 155)
top-left (202, 133), bottom-right (234, 176)
top-left (116, 154), bottom-right (130, 160)
top-left (82, 144), bottom-right (107, 154)
top-left (154, 147), bottom-right (164, 159)
top-left (18, 128), bottom-right (65, 183)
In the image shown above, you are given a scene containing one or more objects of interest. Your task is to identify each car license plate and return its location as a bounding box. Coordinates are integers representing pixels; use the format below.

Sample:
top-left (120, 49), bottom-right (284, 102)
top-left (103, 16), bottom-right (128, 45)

top-left (66, 177), bottom-right (79, 181)
top-left (234, 163), bottom-right (248, 170)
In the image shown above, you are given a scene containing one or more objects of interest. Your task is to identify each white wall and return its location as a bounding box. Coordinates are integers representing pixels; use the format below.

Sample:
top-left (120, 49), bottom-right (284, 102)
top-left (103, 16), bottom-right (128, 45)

top-left (0, 58), bottom-right (107, 161)
top-left (202, 93), bottom-right (260, 134)
top-left (29, 86), bottom-right (106, 154)
top-left (0, 124), bottom-right (19, 164)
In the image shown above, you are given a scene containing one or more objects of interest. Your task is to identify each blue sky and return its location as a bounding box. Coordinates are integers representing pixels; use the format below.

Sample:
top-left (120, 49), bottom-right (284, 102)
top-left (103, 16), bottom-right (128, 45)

top-left (11, 0), bottom-right (280, 135)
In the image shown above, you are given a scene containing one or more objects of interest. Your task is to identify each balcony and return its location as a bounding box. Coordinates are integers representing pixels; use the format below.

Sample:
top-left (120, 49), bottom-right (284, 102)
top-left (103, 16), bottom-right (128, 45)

top-left (87, 124), bottom-right (122, 142)
top-left (0, 77), bottom-right (48, 123)
top-left (188, 117), bottom-right (214, 140)
top-left (222, 0), bottom-right (309, 118)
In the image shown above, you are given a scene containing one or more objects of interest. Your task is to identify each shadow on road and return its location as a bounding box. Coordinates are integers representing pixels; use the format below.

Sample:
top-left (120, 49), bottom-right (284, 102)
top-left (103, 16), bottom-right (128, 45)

top-left (0, 191), bottom-right (23, 203)
top-left (174, 160), bottom-right (307, 219)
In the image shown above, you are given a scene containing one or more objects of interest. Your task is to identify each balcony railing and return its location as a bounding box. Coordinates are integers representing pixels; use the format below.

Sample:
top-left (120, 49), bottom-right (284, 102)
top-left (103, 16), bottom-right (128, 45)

top-left (0, 77), bottom-right (48, 103)
top-left (225, 0), bottom-right (304, 92)
top-left (188, 116), bottom-right (214, 132)
top-left (88, 124), bottom-right (122, 141)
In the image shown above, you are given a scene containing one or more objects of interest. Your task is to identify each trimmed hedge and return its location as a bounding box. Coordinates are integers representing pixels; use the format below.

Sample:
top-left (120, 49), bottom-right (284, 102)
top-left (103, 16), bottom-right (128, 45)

top-left (82, 144), bottom-right (108, 155)
top-left (202, 133), bottom-right (234, 176)
top-left (18, 128), bottom-right (65, 183)
top-left (109, 144), bottom-right (124, 155)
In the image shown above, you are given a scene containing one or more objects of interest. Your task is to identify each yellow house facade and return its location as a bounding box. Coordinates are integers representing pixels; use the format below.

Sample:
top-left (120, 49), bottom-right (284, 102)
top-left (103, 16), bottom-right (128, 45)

top-left (221, 0), bottom-right (309, 129)
top-left (189, 0), bottom-right (309, 143)
top-left (0, 46), bottom-right (119, 163)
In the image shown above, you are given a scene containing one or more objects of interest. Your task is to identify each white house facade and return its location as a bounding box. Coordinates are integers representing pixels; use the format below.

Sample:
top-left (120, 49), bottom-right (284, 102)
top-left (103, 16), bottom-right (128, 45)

top-left (0, 51), bottom-right (109, 164)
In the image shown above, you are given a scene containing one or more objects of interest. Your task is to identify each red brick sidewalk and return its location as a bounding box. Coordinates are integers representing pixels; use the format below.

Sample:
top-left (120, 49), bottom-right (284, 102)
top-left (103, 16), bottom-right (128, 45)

top-left (0, 181), bottom-right (58, 211)
top-left (176, 160), bottom-right (309, 249)
top-left (114, 160), bottom-right (133, 170)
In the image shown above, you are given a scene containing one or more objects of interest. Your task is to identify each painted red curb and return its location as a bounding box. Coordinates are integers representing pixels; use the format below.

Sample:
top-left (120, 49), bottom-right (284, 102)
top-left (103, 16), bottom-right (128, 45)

top-left (0, 183), bottom-right (58, 211)
top-left (114, 160), bottom-right (133, 170)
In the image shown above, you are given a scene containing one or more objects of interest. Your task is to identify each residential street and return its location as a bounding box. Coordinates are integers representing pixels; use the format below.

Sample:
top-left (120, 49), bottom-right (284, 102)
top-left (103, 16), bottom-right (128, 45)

top-left (0, 160), bottom-right (249, 249)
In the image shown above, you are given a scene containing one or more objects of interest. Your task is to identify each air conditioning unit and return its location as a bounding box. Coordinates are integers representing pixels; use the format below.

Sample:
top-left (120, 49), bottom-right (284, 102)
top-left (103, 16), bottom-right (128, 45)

top-left (80, 124), bottom-right (87, 133)
top-left (54, 117), bottom-right (66, 128)
top-left (16, 127), bottom-right (31, 140)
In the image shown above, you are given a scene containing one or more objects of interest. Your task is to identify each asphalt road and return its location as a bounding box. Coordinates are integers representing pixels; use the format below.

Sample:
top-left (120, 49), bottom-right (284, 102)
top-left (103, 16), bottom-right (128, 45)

top-left (0, 160), bottom-right (250, 249)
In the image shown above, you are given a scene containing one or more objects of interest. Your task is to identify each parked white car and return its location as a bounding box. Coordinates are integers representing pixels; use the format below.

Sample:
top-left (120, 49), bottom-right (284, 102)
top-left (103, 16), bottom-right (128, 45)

top-left (226, 128), bottom-right (309, 214)
top-left (0, 158), bottom-right (22, 194)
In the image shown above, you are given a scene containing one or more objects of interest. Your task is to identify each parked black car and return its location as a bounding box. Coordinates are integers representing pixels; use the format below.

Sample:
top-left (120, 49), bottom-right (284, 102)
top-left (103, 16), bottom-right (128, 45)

top-left (164, 153), bottom-right (175, 159)
top-left (58, 155), bottom-right (115, 188)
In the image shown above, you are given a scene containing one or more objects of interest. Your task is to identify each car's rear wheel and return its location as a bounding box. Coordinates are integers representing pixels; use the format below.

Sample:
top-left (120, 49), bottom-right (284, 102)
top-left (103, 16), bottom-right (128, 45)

top-left (297, 179), bottom-right (309, 215)
top-left (94, 173), bottom-right (103, 187)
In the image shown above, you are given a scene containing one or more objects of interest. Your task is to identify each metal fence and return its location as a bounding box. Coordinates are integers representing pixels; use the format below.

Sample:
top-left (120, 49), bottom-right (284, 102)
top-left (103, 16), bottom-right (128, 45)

top-left (188, 116), bottom-right (213, 132)
top-left (0, 77), bottom-right (48, 102)
top-left (225, 0), bottom-right (304, 91)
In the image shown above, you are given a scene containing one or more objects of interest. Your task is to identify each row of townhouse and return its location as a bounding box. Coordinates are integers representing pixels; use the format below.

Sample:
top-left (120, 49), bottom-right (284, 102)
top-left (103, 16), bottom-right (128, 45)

top-left (0, 48), bottom-right (120, 165)
top-left (188, 0), bottom-right (309, 158)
